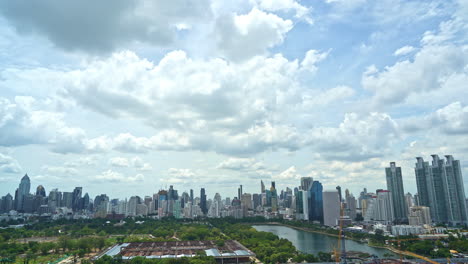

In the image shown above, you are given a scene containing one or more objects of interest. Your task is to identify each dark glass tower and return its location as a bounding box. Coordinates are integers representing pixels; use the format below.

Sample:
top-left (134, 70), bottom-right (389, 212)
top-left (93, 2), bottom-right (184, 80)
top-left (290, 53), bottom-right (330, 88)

top-left (200, 188), bottom-right (207, 215)
top-left (385, 162), bottom-right (408, 223)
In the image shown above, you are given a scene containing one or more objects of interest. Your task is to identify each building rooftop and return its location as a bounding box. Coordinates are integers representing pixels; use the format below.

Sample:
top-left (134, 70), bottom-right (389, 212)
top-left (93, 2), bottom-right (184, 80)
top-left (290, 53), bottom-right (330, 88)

top-left (101, 240), bottom-right (255, 260)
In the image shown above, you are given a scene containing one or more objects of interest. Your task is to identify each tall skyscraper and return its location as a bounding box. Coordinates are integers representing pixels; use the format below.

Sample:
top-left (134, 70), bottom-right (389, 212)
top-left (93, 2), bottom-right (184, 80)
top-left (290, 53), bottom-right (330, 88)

top-left (385, 162), bottom-right (408, 223)
top-left (270, 182), bottom-right (278, 212)
top-left (36, 185), bottom-right (46, 197)
top-left (200, 188), bottom-right (207, 215)
top-left (323, 190), bottom-right (340, 227)
top-left (415, 155), bottom-right (468, 225)
top-left (309, 181), bottom-right (323, 223)
top-left (72, 187), bottom-right (83, 212)
top-left (16, 174), bottom-right (31, 211)
top-left (260, 180), bottom-right (265, 193)
top-left (300, 177), bottom-right (313, 191)
top-left (190, 189), bottom-right (194, 202)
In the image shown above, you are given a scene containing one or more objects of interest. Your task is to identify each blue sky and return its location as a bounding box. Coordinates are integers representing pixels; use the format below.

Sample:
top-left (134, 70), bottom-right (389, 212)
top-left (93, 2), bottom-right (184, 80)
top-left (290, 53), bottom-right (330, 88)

top-left (1, 0), bottom-right (468, 200)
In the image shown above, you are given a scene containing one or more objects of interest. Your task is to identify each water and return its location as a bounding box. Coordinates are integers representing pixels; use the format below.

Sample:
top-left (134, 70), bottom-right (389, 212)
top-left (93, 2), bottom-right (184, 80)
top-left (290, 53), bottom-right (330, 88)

top-left (252, 225), bottom-right (393, 258)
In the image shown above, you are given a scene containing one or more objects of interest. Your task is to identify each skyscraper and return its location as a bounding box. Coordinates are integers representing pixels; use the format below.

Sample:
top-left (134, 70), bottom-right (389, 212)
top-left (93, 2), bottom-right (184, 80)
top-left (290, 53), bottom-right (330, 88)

top-left (260, 180), bottom-right (265, 193)
top-left (200, 188), bottom-right (207, 215)
top-left (385, 162), bottom-right (407, 223)
top-left (16, 174), bottom-right (30, 211)
top-left (72, 187), bottom-right (82, 212)
top-left (36, 185), bottom-right (46, 197)
top-left (415, 155), bottom-right (468, 225)
top-left (300, 177), bottom-right (313, 191)
top-left (309, 181), bottom-right (323, 223)
top-left (323, 190), bottom-right (340, 227)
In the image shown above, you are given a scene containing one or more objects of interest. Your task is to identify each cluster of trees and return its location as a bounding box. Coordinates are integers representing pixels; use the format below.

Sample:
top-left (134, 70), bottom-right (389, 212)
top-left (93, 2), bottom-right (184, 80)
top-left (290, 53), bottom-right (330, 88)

top-left (209, 218), bottom-right (332, 263)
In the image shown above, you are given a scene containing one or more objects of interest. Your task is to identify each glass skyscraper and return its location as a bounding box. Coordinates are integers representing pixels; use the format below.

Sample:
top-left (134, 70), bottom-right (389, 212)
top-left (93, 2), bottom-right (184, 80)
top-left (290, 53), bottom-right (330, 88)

top-left (385, 162), bottom-right (408, 223)
top-left (415, 155), bottom-right (468, 225)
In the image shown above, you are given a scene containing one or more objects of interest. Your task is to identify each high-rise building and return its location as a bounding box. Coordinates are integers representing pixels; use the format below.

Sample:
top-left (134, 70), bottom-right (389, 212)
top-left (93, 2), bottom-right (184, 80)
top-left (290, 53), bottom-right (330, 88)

top-left (270, 182), bottom-right (278, 212)
top-left (72, 187), bottom-right (83, 212)
top-left (200, 188), bottom-right (207, 215)
top-left (16, 174), bottom-right (31, 211)
top-left (300, 177), bottom-right (313, 191)
top-left (1, 194), bottom-right (14, 213)
top-left (336, 186), bottom-right (342, 202)
top-left (385, 162), bottom-right (408, 223)
top-left (309, 181), bottom-right (323, 223)
top-left (415, 155), bottom-right (468, 225)
top-left (409, 206), bottom-right (431, 226)
top-left (241, 193), bottom-right (252, 210)
top-left (374, 190), bottom-right (394, 224)
top-left (190, 189), bottom-right (194, 202)
top-left (36, 185), bottom-right (46, 197)
top-left (345, 191), bottom-right (357, 221)
top-left (261, 180), bottom-right (265, 193)
top-left (62, 192), bottom-right (73, 209)
top-left (323, 190), bottom-right (340, 227)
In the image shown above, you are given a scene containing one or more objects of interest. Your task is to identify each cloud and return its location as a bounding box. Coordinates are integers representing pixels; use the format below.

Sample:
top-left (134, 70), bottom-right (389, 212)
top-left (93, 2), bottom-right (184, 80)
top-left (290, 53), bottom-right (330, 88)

top-left (217, 157), bottom-right (272, 178)
top-left (393, 45), bottom-right (416, 56)
top-left (275, 166), bottom-right (301, 180)
top-left (308, 112), bottom-right (400, 161)
top-left (402, 102), bottom-right (468, 135)
top-left (166, 168), bottom-right (197, 184)
top-left (0, 0), bottom-right (212, 54)
top-left (0, 96), bottom-right (87, 152)
top-left (215, 8), bottom-right (293, 61)
top-left (109, 157), bottom-right (130, 167)
top-left (41, 165), bottom-right (78, 176)
top-left (363, 45), bottom-right (468, 106)
top-left (300, 49), bottom-right (329, 73)
top-left (0, 153), bottom-right (22, 174)
top-left (94, 170), bottom-right (144, 183)
top-left (251, 0), bottom-right (312, 24)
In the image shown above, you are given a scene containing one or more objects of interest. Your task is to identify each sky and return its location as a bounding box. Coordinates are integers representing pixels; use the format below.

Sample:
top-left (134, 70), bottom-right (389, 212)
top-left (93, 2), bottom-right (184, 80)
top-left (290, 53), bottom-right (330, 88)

top-left (1, 0), bottom-right (468, 200)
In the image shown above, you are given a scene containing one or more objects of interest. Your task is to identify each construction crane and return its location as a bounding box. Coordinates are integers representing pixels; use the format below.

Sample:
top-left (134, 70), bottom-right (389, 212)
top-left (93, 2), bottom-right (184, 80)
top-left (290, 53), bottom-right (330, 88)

top-left (335, 202), bottom-right (347, 264)
top-left (387, 237), bottom-right (439, 264)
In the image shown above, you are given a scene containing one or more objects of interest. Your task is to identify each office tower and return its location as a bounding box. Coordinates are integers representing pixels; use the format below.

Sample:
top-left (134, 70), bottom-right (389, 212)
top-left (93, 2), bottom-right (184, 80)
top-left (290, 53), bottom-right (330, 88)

top-left (261, 180), bottom-right (265, 193)
top-left (200, 188), bottom-right (207, 215)
top-left (16, 174), bottom-right (31, 211)
top-left (241, 193), bottom-right (252, 210)
top-left (190, 189), bottom-right (194, 202)
top-left (409, 206), bottom-right (431, 226)
top-left (309, 181), bottom-right (323, 223)
top-left (385, 162), bottom-right (408, 223)
top-left (295, 190), bottom-right (304, 219)
top-left (82, 193), bottom-right (90, 211)
top-left (127, 196), bottom-right (138, 216)
top-left (405, 193), bottom-right (414, 212)
top-left (238, 185), bottom-right (243, 200)
top-left (336, 186), bottom-right (342, 202)
top-left (323, 190), bottom-right (340, 227)
top-left (300, 177), bottom-right (313, 191)
top-left (0, 194), bottom-right (14, 213)
top-left (345, 191), bottom-right (357, 221)
top-left (48, 189), bottom-right (62, 210)
top-left (72, 187), bottom-right (83, 212)
top-left (252, 193), bottom-right (261, 210)
top-left (415, 155), bottom-right (468, 225)
top-left (302, 190), bottom-right (309, 220)
top-left (36, 185), bottom-right (46, 197)
top-left (375, 190), bottom-right (394, 224)
top-left (270, 182), bottom-right (278, 212)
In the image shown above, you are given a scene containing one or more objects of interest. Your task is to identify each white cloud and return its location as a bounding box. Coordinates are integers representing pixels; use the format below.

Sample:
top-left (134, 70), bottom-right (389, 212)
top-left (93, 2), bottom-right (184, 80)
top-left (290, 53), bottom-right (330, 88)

top-left (94, 170), bottom-right (144, 183)
top-left (0, 153), bottom-right (22, 174)
top-left (215, 8), bottom-right (293, 60)
top-left (251, 0), bottom-right (312, 24)
top-left (41, 165), bottom-right (78, 176)
top-left (166, 168), bottom-right (197, 184)
top-left (393, 45), bottom-right (416, 56)
top-left (109, 157), bottom-right (130, 167)
top-left (300, 49), bottom-right (329, 73)
top-left (308, 112), bottom-right (400, 161)
top-left (275, 166), bottom-right (300, 180)
top-left (363, 45), bottom-right (468, 106)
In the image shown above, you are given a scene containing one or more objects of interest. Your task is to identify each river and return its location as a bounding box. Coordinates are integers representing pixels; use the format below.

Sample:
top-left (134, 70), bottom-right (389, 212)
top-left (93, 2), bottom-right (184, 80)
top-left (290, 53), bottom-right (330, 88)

top-left (252, 225), bottom-right (393, 258)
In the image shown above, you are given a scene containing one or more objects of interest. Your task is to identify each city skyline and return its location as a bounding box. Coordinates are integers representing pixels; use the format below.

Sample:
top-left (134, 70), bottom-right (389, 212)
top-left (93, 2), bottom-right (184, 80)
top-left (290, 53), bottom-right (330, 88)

top-left (1, 0), bottom-right (468, 198)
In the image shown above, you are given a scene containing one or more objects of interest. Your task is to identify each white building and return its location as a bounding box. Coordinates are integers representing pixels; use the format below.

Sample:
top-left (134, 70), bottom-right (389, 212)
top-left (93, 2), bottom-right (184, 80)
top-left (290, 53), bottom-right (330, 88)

top-left (408, 206), bottom-right (431, 226)
top-left (392, 225), bottom-right (425, 236)
top-left (323, 190), bottom-right (340, 227)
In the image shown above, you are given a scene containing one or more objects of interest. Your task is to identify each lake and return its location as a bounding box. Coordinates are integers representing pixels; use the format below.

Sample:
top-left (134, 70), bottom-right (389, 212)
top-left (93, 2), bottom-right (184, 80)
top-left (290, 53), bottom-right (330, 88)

top-left (252, 225), bottom-right (393, 258)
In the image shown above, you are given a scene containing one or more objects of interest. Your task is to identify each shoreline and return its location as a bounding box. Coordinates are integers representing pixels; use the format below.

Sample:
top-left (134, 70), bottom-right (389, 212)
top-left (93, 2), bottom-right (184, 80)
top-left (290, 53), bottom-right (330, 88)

top-left (252, 222), bottom-right (394, 254)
